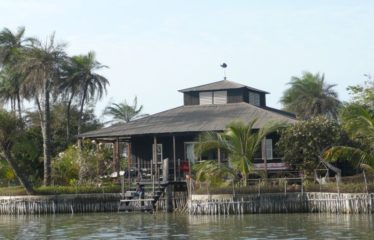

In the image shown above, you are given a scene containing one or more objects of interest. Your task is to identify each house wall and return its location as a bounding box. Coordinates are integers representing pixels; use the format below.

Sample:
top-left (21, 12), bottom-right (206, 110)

top-left (183, 92), bottom-right (200, 105)
top-left (130, 132), bottom-right (282, 176)
top-left (130, 134), bottom-right (197, 180)
top-left (227, 89), bottom-right (246, 103)
top-left (183, 88), bottom-right (266, 106)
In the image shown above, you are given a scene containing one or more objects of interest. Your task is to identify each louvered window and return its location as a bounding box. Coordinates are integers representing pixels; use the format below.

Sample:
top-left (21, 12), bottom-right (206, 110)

top-left (249, 92), bottom-right (260, 106)
top-left (213, 91), bottom-right (227, 104)
top-left (199, 91), bottom-right (213, 105)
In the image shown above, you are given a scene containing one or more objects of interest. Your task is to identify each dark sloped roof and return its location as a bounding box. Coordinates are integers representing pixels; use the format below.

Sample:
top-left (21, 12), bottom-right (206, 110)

top-left (178, 79), bottom-right (269, 94)
top-left (79, 102), bottom-right (296, 138)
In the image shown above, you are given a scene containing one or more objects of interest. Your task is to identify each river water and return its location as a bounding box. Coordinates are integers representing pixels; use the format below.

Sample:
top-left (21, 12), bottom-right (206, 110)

top-left (0, 213), bottom-right (373, 239)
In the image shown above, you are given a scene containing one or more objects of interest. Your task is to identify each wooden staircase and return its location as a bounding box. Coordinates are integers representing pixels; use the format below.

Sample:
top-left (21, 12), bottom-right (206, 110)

top-left (119, 181), bottom-right (170, 213)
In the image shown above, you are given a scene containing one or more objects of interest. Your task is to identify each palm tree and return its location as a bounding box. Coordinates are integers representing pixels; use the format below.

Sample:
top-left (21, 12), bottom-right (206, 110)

top-left (66, 51), bottom-right (108, 135)
top-left (103, 96), bottom-right (148, 124)
top-left (57, 58), bottom-right (82, 144)
top-left (193, 160), bottom-right (235, 189)
top-left (0, 109), bottom-right (34, 194)
top-left (0, 26), bottom-right (35, 118)
top-left (324, 104), bottom-right (374, 171)
top-left (0, 26), bottom-right (34, 66)
top-left (280, 72), bottom-right (340, 119)
top-left (194, 120), bottom-right (285, 186)
top-left (18, 34), bottom-right (67, 186)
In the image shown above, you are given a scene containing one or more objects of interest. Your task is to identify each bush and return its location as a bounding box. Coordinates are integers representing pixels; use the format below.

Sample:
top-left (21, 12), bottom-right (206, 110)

top-left (277, 116), bottom-right (345, 175)
top-left (35, 184), bottom-right (121, 195)
top-left (52, 140), bottom-right (113, 185)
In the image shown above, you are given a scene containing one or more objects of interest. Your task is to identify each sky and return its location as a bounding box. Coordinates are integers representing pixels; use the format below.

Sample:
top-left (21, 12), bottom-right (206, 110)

top-left (1, 0), bottom-right (374, 118)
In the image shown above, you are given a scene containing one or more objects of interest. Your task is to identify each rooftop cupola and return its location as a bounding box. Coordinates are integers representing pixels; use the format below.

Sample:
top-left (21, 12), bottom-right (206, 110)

top-left (178, 79), bottom-right (269, 107)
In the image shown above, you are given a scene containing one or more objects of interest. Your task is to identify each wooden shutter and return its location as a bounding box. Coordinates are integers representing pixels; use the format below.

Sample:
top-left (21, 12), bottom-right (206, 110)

top-left (213, 91), bottom-right (227, 104)
top-left (249, 92), bottom-right (260, 106)
top-left (199, 91), bottom-right (213, 105)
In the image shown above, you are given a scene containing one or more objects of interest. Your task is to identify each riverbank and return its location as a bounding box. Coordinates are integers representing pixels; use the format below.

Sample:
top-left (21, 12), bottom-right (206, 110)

top-left (1, 192), bottom-right (372, 215)
top-left (0, 191), bottom-right (188, 215)
top-left (189, 192), bottom-right (374, 215)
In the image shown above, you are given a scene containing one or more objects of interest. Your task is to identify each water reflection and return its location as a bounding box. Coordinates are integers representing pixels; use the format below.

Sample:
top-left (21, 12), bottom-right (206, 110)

top-left (0, 213), bottom-right (373, 239)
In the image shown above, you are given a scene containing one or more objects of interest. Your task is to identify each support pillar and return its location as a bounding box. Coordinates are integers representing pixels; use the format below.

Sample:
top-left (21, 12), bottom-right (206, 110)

top-left (173, 135), bottom-right (176, 182)
top-left (217, 148), bottom-right (221, 165)
top-left (261, 138), bottom-right (268, 179)
top-left (128, 141), bottom-right (132, 189)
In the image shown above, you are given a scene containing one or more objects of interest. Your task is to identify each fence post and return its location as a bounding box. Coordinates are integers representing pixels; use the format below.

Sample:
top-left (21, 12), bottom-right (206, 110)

top-left (363, 170), bottom-right (369, 194)
top-left (120, 174), bottom-right (125, 198)
top-left (301, 176), bottom-right (304, 195)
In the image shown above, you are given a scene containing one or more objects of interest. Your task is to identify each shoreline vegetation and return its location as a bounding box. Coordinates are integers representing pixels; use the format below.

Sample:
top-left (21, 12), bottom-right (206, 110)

top-left (1, 26), bottom-right (374, 216)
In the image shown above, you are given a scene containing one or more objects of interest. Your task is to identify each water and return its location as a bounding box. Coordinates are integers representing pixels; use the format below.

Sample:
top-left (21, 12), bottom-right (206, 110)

top-left (0, 213), bottom-right (373, 239)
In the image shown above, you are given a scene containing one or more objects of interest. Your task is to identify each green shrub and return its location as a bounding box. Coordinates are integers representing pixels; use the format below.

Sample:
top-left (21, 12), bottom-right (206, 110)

top-left (35, 184), bottom-right (121, 195)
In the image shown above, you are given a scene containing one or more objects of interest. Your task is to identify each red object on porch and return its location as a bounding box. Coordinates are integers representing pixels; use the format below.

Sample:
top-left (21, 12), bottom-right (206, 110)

top-left (180, 161), bottom-right (189, 173)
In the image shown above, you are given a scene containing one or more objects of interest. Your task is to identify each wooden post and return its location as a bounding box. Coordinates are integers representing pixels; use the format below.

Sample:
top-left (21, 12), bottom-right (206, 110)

top-left (217, 148), bottom-right (221, 165)
top-left (153, 136), bottom-right (157, 193)
top-left (173, 135), bottom-right (176, 182)
top-left (363, 170), bottom-right (369, 194)
top-left (115, 138), bottom-right (120, 178)
top-left (261, 138), bottom-right (268, 179)
top-left (112, 141), bottom-right (117, 174)
top-left (128, 142), bottom-right (132, 190)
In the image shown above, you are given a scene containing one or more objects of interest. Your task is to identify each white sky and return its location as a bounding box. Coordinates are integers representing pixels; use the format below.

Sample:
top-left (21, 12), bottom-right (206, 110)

top-left (1, 0), bottom-right (374, 118)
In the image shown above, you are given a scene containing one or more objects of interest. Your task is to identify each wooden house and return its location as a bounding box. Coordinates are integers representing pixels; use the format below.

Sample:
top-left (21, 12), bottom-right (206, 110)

top-left (78, 79), bottom-right (297, 182)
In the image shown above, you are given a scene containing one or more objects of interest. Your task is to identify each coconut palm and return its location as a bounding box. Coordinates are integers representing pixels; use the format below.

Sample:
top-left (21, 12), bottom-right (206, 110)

top-left (103, 96), bottom-right (148, 123)
top-left (0, 26), bottom-right (34, 66)
top-left (324, 104), bottom-right (374, 171)
top-left (66, 52), bottom-right (108, 135)
top-left (194, 120), bottom-right (285, 186)
top-left (0, 26), bottom-right (35, 118)
top-left (280, 72), bottom-right (340, 119)
top-left (0, 109), bottom-right (34, 194)
top-left (18, 34), bottom-right (67, 186)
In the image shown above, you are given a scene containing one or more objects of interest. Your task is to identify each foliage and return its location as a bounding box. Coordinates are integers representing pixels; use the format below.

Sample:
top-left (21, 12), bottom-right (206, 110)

top-left (34, 184), bottom-right (121, 195)
top-left (195, 120), bottom-right (285, 185)
top-left (0, 26), bottom-right (35, 117)
top-left (0, 108), bottom-right (34, 194)
top-left (193, 160), bottom-right (235, 188)
top-left (0, 185), bottom-right (121, 196)
top-left (324, 104), bottom-right (374, 170)
top-left (65, 51), bottom-right (109, 135)
top-left (277, 116), bottom-right (345, 175)
top-left (0, 159), bottom-right (16, 184)
top-left (104, 96), bottom-right (148, 123)
top-left (347, 76), bottom-right (374, 110)
top-left (53, 140), bottom-right (112, 185)
top-left (280, 72), bottom-right (340, 119)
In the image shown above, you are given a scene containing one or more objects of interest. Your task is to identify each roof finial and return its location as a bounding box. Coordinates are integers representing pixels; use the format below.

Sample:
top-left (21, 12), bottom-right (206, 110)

top-left (220, 63), bottom-right (227, 80)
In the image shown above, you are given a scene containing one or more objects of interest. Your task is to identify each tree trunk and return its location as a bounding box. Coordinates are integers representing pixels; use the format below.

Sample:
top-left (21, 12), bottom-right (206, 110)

top-left (77, 86), bottom-right (87, 183)
top-left (65, 92), bottom-right (74, 146)
top-left (1, 151), bottom-right (34, 195)
top-left (41, 80), bottom-right (52, 186)
top-left (77, 86), bottom-right (87, 135)
top-left (16, 93), bottom-right (22, 120)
